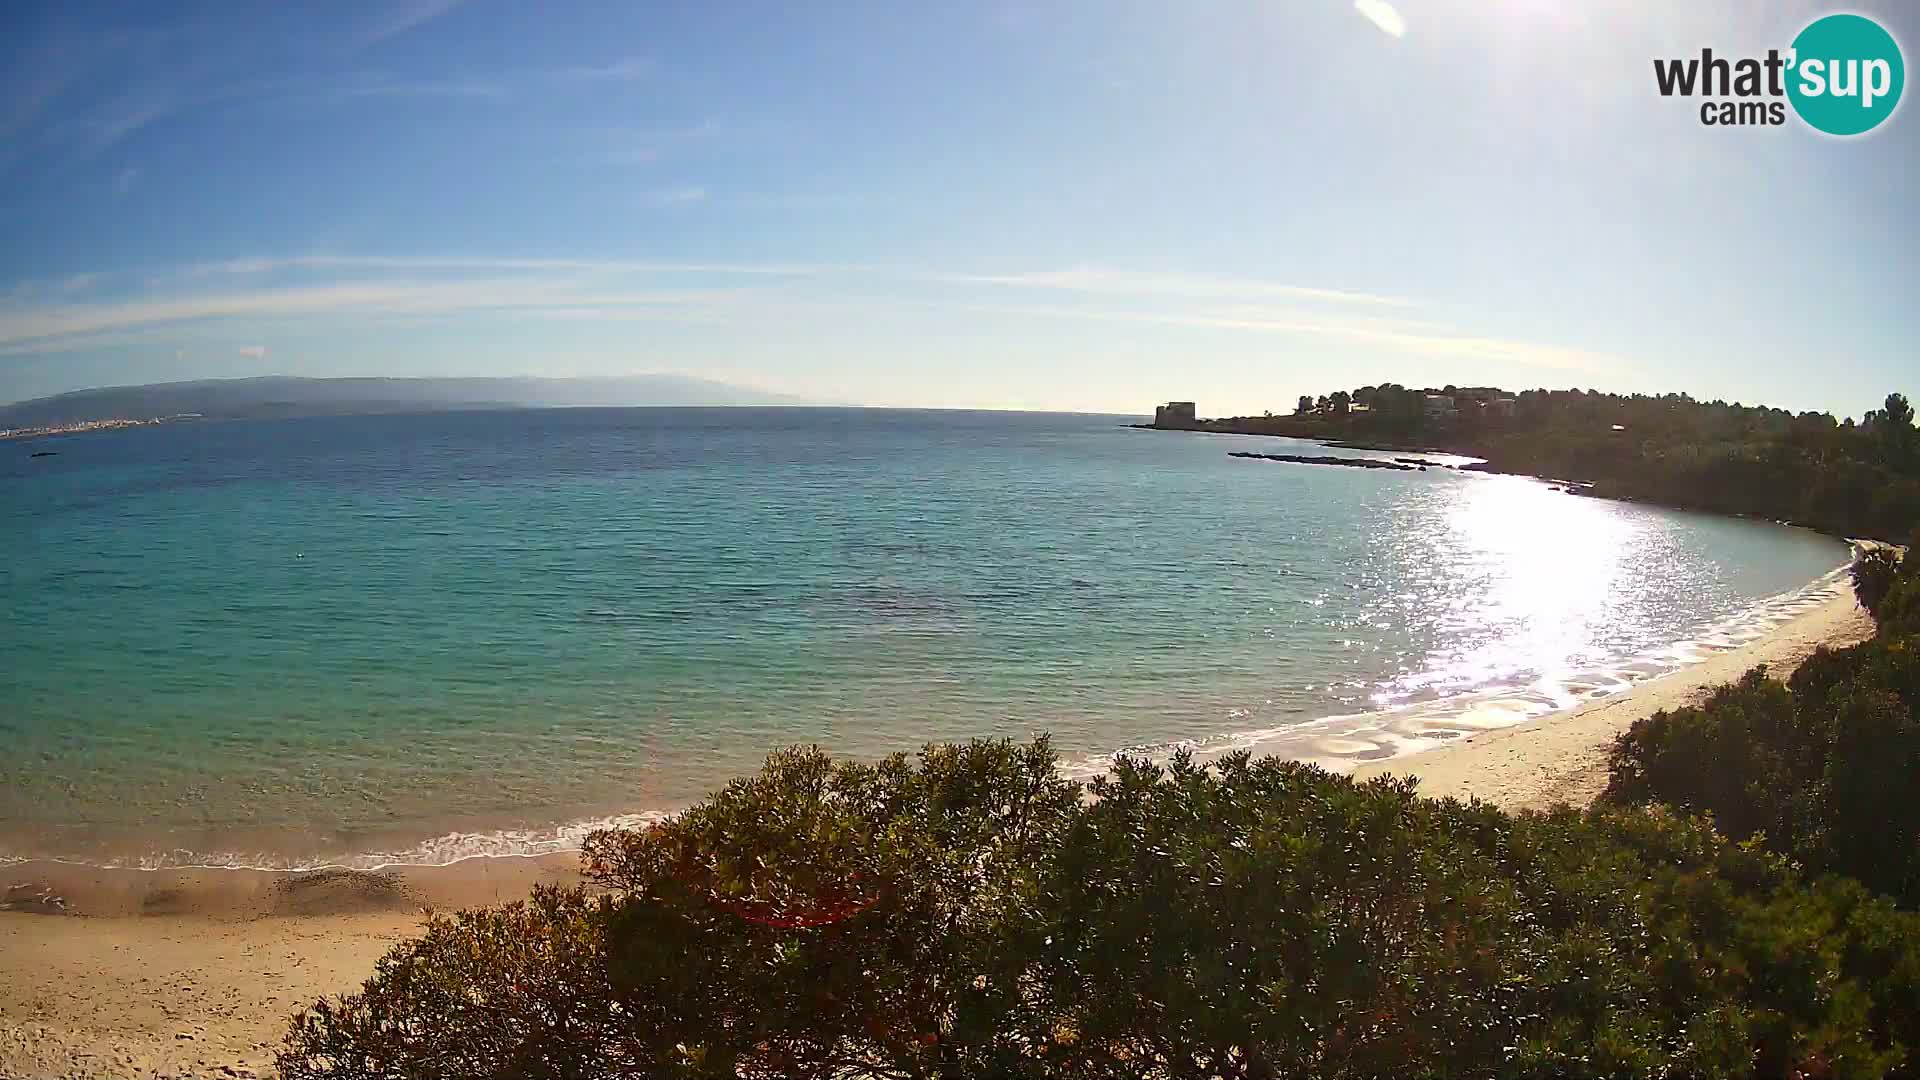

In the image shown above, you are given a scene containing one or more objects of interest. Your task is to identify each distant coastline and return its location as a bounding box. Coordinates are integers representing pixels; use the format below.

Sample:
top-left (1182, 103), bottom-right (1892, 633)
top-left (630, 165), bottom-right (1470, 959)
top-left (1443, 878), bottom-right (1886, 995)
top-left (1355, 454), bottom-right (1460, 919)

top-left (0, 374), bottom-right (810, 432)
top-left (2, 414), bottom-right (199, 442)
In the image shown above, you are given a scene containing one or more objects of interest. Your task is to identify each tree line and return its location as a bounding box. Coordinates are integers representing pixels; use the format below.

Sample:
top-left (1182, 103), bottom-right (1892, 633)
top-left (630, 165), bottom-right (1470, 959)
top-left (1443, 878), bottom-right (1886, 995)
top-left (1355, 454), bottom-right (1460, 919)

top-left (1201, 386), bottom-right (1920, 540)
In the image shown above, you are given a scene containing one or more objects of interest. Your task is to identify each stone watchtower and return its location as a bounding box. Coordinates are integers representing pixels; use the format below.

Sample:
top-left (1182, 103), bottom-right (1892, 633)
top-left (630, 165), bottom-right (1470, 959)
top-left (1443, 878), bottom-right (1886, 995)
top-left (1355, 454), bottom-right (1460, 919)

top-left (1153, 401), bottom-right (1197, 429)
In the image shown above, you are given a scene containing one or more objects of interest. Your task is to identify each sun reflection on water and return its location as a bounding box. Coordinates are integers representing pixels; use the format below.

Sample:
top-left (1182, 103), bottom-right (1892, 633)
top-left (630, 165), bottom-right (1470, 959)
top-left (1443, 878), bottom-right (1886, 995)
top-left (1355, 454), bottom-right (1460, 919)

top-left (1375, 477), bottom-right (1640, 707)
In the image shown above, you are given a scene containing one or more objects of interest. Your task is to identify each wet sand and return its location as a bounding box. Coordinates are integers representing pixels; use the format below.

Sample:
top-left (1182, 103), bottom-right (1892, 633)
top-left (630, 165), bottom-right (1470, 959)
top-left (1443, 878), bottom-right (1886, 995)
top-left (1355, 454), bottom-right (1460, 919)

top-left (0, 589), bottom-right (1877, 1078)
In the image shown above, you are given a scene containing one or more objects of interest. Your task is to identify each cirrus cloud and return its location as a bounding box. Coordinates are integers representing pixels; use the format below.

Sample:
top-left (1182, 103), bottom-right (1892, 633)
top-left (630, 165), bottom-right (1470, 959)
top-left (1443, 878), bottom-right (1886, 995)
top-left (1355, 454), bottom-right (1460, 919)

top-left (0, 256), bottom-right (1629, 379)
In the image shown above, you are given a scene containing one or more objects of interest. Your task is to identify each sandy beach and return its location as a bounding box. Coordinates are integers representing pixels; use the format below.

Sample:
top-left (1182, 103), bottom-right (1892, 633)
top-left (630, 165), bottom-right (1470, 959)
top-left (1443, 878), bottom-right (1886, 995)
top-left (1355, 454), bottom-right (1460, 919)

top-left (0, 857), bottom-right (581, 1080)
top-left (0, 589), bottom-right (1876, 1079)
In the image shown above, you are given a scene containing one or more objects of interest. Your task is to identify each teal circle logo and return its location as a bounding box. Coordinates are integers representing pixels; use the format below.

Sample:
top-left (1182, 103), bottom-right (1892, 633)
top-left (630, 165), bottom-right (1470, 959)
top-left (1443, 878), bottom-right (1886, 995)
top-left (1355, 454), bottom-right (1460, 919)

top-left (1787, 13), bottom-right (1904, 135)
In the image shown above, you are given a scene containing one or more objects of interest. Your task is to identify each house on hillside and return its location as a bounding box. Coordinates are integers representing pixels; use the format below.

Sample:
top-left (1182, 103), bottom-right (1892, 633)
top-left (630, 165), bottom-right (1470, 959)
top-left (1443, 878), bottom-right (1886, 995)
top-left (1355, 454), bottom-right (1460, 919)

top-left (1422, 394), bottom-right (1457, 421)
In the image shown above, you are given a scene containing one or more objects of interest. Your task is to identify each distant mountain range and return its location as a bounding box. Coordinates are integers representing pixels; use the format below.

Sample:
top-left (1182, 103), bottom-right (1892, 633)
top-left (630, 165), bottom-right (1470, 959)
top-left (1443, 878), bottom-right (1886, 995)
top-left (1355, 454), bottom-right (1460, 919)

top-left (0, 375), bottom-right (810, 428)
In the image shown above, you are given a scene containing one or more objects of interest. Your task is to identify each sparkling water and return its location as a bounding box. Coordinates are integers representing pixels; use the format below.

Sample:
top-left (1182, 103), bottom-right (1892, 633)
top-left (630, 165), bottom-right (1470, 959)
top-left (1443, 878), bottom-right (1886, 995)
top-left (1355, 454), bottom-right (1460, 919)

top-left (0, 408), bottom-right (1850, 868)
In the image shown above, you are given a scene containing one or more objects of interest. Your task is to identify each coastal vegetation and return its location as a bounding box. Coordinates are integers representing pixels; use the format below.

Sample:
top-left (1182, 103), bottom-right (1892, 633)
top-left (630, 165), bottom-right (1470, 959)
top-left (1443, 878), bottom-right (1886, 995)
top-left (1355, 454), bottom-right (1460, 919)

top-left (285, 663), bottom-right (1920, 1078)
top-left (1174, 387), bottom-right (1920, 540)
top-left (1604, 539), bottom-right (1920, 907)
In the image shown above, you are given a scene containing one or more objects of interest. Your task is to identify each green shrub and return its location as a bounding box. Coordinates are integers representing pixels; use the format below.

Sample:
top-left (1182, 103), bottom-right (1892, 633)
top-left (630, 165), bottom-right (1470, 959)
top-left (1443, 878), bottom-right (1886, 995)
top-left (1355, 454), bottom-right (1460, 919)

top-left (1883, 578), bottom-right (1920, 639)
top-left (1873, 539), bottom-right (1920, 639)
top-left (1604, 637), bottom-right (1920, 907)
top-left (281, 739), bottom-right (1920, 1079)
top-left (280, 887), bottom-right (628, 1079)
top-left (1601, 667), bottom-right (1809, 847)
top-left (1854, 548), bottom-right (1904, 619)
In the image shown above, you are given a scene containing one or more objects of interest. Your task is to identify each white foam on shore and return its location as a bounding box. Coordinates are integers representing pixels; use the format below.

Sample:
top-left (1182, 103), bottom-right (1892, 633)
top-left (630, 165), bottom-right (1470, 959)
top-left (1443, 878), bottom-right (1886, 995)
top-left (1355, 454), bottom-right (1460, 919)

top-left (0, 810), bottom-right (680, 873)
top-left (1, 557), bottom-right (1861, 874)
top-left (1058, 556), bottom-right (1858, 779)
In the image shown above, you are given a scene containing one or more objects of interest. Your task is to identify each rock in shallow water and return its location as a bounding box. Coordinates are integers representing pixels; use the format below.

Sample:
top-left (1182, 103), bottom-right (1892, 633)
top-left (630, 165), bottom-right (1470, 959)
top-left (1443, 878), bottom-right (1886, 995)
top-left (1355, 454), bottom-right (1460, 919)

top-left (1228, 451), bottom-right (1418, 471)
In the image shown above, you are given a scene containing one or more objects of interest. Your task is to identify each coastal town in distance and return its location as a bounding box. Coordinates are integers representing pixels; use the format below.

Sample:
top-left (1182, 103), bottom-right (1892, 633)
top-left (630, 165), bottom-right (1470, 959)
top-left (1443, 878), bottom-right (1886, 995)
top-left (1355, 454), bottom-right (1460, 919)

top-left (0, 414), bottom-right (197, 440)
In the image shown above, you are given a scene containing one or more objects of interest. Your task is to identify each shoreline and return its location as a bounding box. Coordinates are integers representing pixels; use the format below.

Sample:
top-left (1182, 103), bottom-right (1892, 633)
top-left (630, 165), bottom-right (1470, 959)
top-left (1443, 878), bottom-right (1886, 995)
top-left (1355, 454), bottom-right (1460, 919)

top-left (1351, 584), bottom-right (1874, 808)
top-left (0, 587), bottom-right (1877, 1078)
top-left (1137, 423), bottom-right (1893, 542)
top-left (2, 559), bottom-right (1862, 876)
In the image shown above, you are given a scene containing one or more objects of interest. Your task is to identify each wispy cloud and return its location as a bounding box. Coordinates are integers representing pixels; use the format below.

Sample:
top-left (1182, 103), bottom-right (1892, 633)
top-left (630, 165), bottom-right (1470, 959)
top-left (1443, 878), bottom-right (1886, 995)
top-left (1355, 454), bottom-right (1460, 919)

top-left (938, 266), bottom-right (1413, 307)
top-left (286, 60), bottom-right (657, 110)
top-left (595, 118), bottom-right (722, 167)
top-left (0, 276), bottom-right (760, 354)
top-left (318, 76), bottom-right (507, 101)
top-left (604, 146), bottom-right (662, 166)
top-left (166, 254), bottom-right (830, 279)
top-left (70, 91), bottom-right (181, 159)
top-left (29, 66), bottom-right (502, 165)
top-left (727, 191), bottom-right (874, 212)
top-left (1354, 0), bottom-right (1408, 38)
top-left (986, 3), bottom-right (1040, 35)
top-left (933, 300), bottom-right (1624, 375)
top-left (640, 185), bottom-right (709, 208)
top-left (237, 344), bottom-right (269, 359)
top-left (0, 21), bottom-right (122, 143)
top-left (6, 8), bottom-right (653, 172)
top-left (560, 58), bottom-right (654, 82)
top-left (354, 0), bottom-right (468, 48)
top-left (0, 255), bottom-right (1621, 376)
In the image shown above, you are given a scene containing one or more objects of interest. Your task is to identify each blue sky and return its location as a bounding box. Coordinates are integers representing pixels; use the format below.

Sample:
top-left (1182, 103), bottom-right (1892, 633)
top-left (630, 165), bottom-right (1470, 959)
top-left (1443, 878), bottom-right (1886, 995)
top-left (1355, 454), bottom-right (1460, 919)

top-left (1, 0), bottom-right (1914, 415)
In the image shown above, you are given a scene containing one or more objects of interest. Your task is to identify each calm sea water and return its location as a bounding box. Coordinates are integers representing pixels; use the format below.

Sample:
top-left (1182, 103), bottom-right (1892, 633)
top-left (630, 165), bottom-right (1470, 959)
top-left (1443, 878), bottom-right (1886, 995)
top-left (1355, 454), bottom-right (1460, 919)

top-left (0, 408), bottom-right (1850, 868)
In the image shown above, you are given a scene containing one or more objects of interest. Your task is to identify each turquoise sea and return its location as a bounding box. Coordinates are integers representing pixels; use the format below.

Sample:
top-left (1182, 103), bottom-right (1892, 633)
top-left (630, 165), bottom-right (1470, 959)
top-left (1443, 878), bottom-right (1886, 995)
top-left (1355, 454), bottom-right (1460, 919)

top-left (0, 408), bottom-right (1851, 868)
